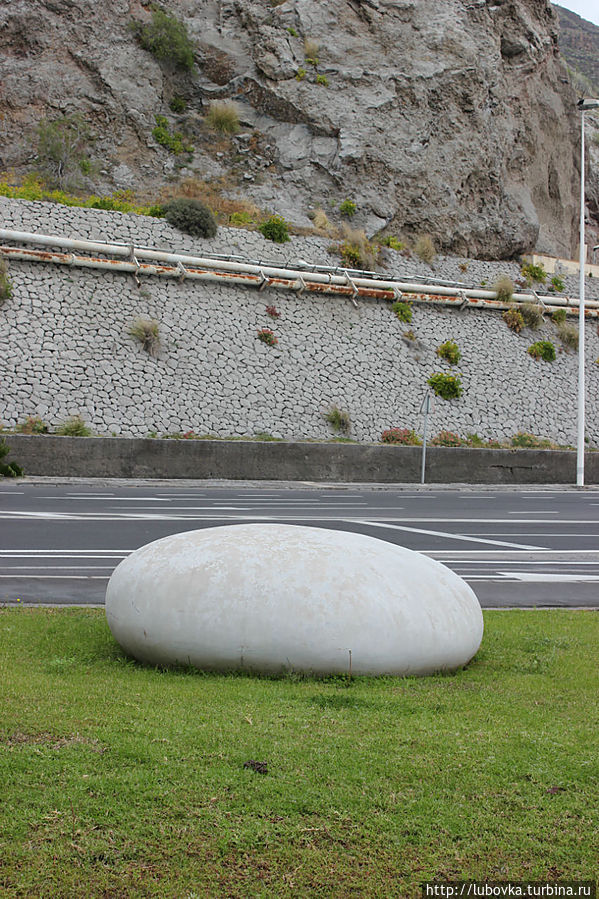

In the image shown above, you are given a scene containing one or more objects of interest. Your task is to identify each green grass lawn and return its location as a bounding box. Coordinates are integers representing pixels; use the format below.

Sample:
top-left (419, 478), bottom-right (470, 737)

top-left (0, 608), bottom-right (597, 898)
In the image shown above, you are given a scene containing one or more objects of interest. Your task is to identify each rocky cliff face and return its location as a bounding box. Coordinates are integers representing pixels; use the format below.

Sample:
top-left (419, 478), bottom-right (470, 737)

top-left (0, 0), bottom-right (584, 259)
top-left (556, 5), bottom-right (599, 256)
top-left (556, 4), bottom-right (599, 92)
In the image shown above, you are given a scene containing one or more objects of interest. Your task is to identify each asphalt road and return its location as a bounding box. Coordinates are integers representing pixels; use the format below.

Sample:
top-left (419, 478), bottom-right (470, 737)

top-left (1, 480), bottom-right (599, 608)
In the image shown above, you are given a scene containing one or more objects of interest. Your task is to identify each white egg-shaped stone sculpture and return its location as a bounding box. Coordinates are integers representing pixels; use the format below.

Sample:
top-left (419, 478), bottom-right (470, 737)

top-left (105, 524), bottom-right (483, 676)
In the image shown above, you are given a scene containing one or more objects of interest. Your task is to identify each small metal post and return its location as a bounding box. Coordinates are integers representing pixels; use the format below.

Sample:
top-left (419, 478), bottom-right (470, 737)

top-left (420, 392), bottom-right (432, 485)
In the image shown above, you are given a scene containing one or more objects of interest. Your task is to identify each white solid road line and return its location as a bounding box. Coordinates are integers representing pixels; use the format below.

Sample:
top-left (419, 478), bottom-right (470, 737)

top-left (442, 560), bottom-right (599, 566)
top-left (0, 511), bottom-right (72, 518)
top-left (461, 532), bottom-right (599, 537)
top-left (430, 549), bottom-right (599, 556)
top-left (2, 565), bottom-right (116, 569)
top-left (501, 572), bottom-right (599, 582)
top-left (351, 520), bottom-right (544, 550)
top-left (61, 496), bottom-right (170, 501)
top-left (3, 511), bottom-right (598, 525)
top-left (0, 575), bottom-right (110, 579)
top-left (0, 550), bottom-right (131, 555)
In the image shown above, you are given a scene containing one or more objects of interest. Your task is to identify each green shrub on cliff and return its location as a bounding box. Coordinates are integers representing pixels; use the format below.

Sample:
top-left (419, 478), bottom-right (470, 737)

top-left (133, 6), bottom-right (195, 70)
top-left (34, 115), bottom-right (93, 191)
top-left (163, 198), bottom-right (217, 238)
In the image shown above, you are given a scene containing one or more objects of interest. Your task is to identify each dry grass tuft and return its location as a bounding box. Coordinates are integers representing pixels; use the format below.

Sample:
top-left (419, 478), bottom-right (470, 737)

top-left (128, 319), bottom-right (161, 357)
top-left (414, 234), bottom-right (436, 264)
top-left (521, 302), bottom-right (544, 330)
top-left (304, 38), bottom-right (320, 63)
top-left (494, 275), bottom-right (514, 303)
top-left (205, 100), bottom-right (240, 134)
top-left (338, 223), bottom-right (378, 270)
top-left (312, 207), bottom-right (335, 235)
top-left (557, 321), bottom-right (579, 350)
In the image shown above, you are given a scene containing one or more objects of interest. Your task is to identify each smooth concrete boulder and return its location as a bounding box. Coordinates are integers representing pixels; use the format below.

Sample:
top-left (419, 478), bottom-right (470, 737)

top-left (105, 524), bottom-right (483, 676)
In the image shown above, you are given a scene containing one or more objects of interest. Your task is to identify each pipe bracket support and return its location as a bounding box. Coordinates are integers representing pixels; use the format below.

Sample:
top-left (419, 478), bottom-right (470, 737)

top-left (344, 272), bottom-right (359, 308)
top-left (258, 270), bottom-right (269, 292)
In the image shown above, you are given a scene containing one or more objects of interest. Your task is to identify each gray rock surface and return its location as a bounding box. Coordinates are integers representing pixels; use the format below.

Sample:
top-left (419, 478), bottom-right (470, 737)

top-left (0, 0), bottom-right (587, 259)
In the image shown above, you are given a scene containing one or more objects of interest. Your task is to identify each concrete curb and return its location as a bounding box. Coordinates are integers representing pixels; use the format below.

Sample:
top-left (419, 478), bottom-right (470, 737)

top-left (3, 435), bottom-right (598, 484)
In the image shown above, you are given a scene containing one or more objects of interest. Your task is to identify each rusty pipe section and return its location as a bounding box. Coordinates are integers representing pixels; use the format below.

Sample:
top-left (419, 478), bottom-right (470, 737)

top-left (0, 227), bottom-right (596, 315)
top-left (0, 245), bottom-right (399, 301)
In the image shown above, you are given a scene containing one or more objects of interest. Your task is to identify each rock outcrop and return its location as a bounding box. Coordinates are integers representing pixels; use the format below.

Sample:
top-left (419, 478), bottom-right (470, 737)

top-left (555, 5), bottom-right (599, 257)
top-left (556, 4), bottom-right (599, 93)
top-left (0, 0), bottom-right (585, 258)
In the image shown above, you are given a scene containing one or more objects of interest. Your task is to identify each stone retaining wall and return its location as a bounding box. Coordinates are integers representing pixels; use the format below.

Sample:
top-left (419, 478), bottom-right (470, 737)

top-left (1, 197), bottom-right (599, 447)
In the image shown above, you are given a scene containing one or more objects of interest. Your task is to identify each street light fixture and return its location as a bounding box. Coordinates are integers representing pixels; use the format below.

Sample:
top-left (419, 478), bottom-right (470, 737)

top-left (576, 98), bottom-right (599, 487)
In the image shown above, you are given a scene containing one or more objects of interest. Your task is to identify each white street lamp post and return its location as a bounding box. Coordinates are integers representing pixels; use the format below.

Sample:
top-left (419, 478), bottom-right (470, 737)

top-left (576, 99), bottom-right (599, 488)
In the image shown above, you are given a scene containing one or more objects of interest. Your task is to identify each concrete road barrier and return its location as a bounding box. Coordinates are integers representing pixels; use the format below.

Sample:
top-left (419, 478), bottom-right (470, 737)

top-left (3, 435), bottom-right (598, 483)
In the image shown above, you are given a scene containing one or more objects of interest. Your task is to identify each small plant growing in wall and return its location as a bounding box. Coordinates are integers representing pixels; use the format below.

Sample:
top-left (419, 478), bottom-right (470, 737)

top-left (163, 198), bottom-right (217, 238)
top-left (503, 308), bottom-right (524, 333)
top-left (0, 439), bottom-right (23, 477)
top-left (427, 372), bottom-right (463, 400)
top-left (521, 262), bottom-right (547, 285)
top-left (316, 74), bottom-right (328, 86)
top-left (511, 432), bottom-right (552, 448)
top-left (0, 259), bottom-right (13, 302)
top-left (337, 225), bottom-right (377, 269)
top-left (265, 305), bottom-right (280, 318)
top-left (380, 428), bottom-right (421, 445)
top-left (494, 275), bottom-right (514, 303)
top-left (551, 307), bottom-right (567, 324)
top-left (430, 431), bottom-right (462, 447)
top-left (392, 300), bottom-right (413, 323)
top-left (56, 416), bottom-right (91, 437)
top-left (128, 318), bottom-right (161, 357)
top-left (550, 275), bottom-right (565, 292)
top-left (465, 433), bottom-right (485, 447)
top-left (521, 302), bottom-right (544, 329)
top-left (259, 214), bottom-right (290, 243)
top-left (257, 328), bottom-right (278, 346)
top-left (16, 416), bottom-right (48, 435)
top-left (436, 340), bottom-right (461, 365)
top-left (324, 405), bottom-right (351, 434)
top-left (527, 340), bottom-right (556, 362)
top-left (557, 322), bottom-right (578, 350)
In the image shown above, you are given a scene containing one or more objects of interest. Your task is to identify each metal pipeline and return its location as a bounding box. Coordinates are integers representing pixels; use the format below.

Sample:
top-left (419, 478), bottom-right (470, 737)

top-left (0, 228), bottom-right (596, 316)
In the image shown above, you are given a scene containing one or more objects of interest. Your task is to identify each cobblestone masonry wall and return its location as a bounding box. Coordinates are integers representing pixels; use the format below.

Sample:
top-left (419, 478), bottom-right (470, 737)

top-left (1, 197), bottom-right (599, 445)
